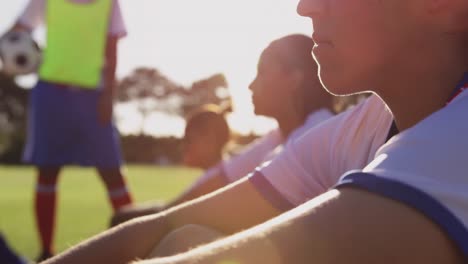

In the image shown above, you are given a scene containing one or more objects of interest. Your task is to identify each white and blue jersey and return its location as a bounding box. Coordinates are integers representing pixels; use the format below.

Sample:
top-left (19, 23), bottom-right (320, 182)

top-left (223, 108), bottom-right (334, 183)
top-left (249, 95), bottom-right (394, 208)
top-left (189, 109), bottom-right (334, 188)
top-left (337, 77), bottom-right (468, 257)
top-left (249, 73), bottom-right (468, 257)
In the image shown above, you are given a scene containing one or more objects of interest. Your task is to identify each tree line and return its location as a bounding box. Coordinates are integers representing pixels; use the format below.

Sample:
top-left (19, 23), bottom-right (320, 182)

top-left (0, 68), bottom-right (257, 164)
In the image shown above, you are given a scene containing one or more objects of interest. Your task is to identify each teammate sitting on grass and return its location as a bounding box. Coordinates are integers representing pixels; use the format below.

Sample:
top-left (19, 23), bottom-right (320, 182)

top-left (181, 104), bottom-right (231, 170)
top-left (111, 103), bottom-right (231, 226)
top-left (110, 34), bottom-right (336, 226)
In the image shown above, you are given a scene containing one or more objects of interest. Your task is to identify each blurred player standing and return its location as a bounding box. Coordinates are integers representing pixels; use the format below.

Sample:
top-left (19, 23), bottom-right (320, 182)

top-left (9, 0), bottom-right (132, 261)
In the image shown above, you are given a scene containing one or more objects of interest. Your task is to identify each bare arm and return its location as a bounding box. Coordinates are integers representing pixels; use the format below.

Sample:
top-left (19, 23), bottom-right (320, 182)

top-left (44, 177), bottom-right (281, 264)
top-left (98, 35), bottom-right (118, 124)
top-left (139, 188), bottom-right (463, 264)
top-left (2, 22), bottom-right (31, 36)
top-left (111, 170), bottom-right (230, 226)
top-left (104, 35), bottom-right (118, 96)
top-left (163, 170), bottom-right (228, 209)
top-left (11, 23), bottom-right (31, 32)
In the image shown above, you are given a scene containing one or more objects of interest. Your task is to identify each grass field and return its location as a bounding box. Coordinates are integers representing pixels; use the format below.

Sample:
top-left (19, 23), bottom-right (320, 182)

top-left (0, 165), bottom-right (201, 260)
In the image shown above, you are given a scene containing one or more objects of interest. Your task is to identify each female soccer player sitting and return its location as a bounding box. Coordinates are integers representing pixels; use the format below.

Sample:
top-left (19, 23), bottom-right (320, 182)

top-left (110, 34), bottom-right (336, 227)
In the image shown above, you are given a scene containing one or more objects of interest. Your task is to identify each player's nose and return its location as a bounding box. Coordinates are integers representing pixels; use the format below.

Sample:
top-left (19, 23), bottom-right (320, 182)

top-left (297, 0), bottom-right (326, 18)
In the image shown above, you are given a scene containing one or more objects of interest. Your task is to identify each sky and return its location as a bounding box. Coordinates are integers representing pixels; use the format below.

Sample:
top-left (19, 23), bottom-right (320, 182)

top-left (0, 0), bottom-right (312, 137)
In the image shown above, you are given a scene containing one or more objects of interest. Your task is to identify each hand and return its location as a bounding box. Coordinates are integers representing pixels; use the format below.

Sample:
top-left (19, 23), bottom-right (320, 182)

top-left (98, 88), bottom-right (114, 125)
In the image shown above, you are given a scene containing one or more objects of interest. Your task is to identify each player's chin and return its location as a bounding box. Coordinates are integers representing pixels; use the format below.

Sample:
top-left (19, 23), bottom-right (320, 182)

top-left (253, 107), bottom-right (268, 117)
top-left (319, 71), bottom-right (366, 96)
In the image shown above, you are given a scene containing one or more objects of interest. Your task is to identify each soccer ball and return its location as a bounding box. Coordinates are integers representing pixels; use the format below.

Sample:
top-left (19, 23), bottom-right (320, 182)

top-left (0, 31), bottom-right (41, 76)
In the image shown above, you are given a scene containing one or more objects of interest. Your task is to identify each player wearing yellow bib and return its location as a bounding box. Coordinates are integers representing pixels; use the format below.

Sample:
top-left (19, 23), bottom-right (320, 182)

top-left (10, 0), bottom-right (132, 261)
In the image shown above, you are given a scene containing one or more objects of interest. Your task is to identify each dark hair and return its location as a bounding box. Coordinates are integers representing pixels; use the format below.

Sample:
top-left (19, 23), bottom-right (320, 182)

top-left (185, 104), bottom-right (231, 149)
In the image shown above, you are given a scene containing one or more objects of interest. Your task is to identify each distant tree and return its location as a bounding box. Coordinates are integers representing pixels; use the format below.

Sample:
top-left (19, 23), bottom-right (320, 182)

top-left (0, 67), bottom-right (233, 164)
top-left (181, 73), bottom-right (229, 115)
top-left (0, 72), bottom-right (29, 163)
top-left (117, 67), bottom-right (231, 134)
top-left (120, 135), bottom-right (182, 164)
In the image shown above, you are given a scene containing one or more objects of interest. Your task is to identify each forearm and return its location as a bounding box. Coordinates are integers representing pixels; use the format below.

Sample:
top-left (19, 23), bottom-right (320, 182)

top-left (111, 173), bottom-right (229, 227)
top-left (45, 213), bottom-right (171, 264)
top-left (136, 230), bottom-right (283, 264)
top-left (46, 178), bottom-right (280, 263)
top-left (139, 188), bottom-right (463, 264)
top-left (136, 191), bottom-right (341, 264)
top-left (165, 177), bottom-right (281, 235)
top-left (12, 23), bottom-right (30, 32)
top-left (164, 172), bottom-right (228, 209)
top-left (104, 35), bottom-right (118, 96)
top-left (2, 22), bottom-right (31, 35)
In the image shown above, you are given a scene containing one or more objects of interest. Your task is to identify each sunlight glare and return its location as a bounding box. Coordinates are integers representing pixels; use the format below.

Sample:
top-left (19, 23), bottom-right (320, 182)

top-left (1, 0), bottom-right (311, 136)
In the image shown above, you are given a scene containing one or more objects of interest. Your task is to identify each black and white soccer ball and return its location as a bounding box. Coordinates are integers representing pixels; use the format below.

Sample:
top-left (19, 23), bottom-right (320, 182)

top-left (0, 31), bottom-right (41, 76)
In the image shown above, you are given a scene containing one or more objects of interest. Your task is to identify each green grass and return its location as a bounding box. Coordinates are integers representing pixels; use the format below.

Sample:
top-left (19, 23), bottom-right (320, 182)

top-left (0, 165), bottom-right (201, 260)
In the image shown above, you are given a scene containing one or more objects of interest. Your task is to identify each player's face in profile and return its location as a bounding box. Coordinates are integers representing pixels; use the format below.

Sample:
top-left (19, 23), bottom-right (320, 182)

top-left (297, 0), bottom-right (418, 95)
top-left (249, 49), bottom-right (295, 117)
top-left (182, 128), bottom-right (210, 168)
top-left (182, 123), bottom-right (222, 169)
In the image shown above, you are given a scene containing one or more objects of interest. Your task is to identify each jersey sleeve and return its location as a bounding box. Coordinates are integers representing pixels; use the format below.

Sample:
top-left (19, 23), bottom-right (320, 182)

top-left (335, 93), bottom-right (468, 257)
top-left (222, 129), bottom-right (283, 183)
top-left (109, 0), bottom-right (127, 37)
top-left (186, 163), bottom-right (227, 190)
top-left (248, 95), bottom-right (393, 211)
top-left (224, 109), bottom-right (335, 184)
top-left (17, 0), bottom-right (45, 30)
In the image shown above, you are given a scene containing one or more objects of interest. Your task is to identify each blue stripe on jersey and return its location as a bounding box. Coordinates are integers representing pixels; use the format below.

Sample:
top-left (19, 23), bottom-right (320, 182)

top-left (248, 170), bottom-right (295, 211)
top-left (335, 172), bottom-right (468, 257)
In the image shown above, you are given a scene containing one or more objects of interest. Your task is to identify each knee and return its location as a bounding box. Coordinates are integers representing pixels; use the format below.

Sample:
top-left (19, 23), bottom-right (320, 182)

top-left (147, 224), bottom-right (224, 258)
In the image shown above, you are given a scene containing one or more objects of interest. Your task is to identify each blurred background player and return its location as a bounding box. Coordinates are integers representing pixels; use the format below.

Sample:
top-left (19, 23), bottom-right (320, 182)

top-left (7, 0), bottom-right (133, 261)
top-left (181, 104), bottom-right (232, 171)
top-left (110, 103), bottom-right (232, 225)
top-left (110, 34), bottom-right (336, 226)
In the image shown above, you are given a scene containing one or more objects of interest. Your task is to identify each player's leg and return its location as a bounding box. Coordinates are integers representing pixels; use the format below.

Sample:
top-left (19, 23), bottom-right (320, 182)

top-left (22, 82), bottom-right (73, 261)
top-left (147, 224), bottom-right (225, 258)
top-left (34, 166), bottom-right (61, 261)
top-left (74, 87), bottom-right (133, 212)
top-left (97, 167), bottom-right (133, 212)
